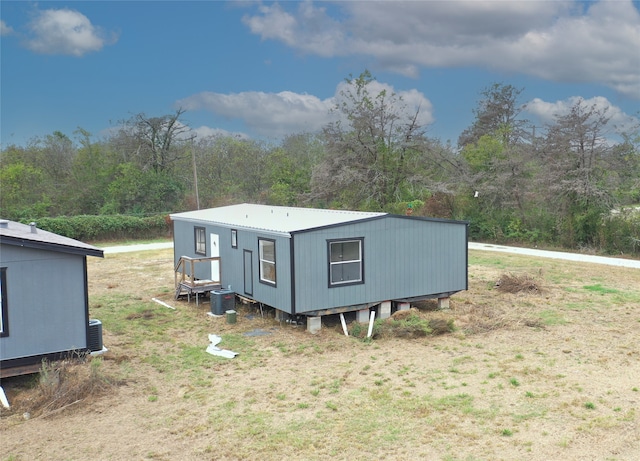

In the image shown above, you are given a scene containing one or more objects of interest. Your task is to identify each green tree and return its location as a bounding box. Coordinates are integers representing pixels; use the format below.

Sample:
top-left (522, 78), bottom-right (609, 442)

top-left (456, 84), bottom-right (536, 241)
top-left (67, 128), bottom-right (118, 215)
top-left (188, 135), bottom-right (271, 207)
top-left (0, 162), bottom-right (51, 219)
top-left (458, 83), bottom-right (528, 149)
top-left (265, 133), bottom-right (322, 206)
top-left (610, 126), bottom-right (640, 205)
top-left (461, 134), bottom-right (506, 173)
top-left (102, 163), bottom-right (184, 214)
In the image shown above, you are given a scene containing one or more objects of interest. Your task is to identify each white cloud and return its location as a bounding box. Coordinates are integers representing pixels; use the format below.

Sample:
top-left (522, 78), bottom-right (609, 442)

top-left (177, 80), bottom-right (435, 138)
top-left (243, 0), bottom-right (640, 99)
top-left (25, 8), bottom-right (117, 56)
top-left (242, 2), bottom-right (345, 57)
top-left (1, 20), bottom-right (14, 36)
top-left (178, 90), bottom-right (336, 137)
top-left (334, 79), bottom-right (435, 127)
top-left (526, 96), bottom-right (639, 134)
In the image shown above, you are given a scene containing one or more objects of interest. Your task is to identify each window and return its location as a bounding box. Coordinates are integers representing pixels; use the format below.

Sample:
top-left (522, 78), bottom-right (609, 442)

top-left (231, 229), bottom-right (238, 249)
top-left (328, 238), bottom-right (364, 287)
top-left (0, 267), bottom-right (8, 337)
top-left (258, 238), bottom-right (276, 285)
top-left (194, 227), bottom-right (206, 255)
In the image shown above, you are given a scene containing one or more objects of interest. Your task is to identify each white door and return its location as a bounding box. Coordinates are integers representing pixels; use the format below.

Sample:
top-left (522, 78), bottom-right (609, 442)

top-left (210, 233), bottom-right (220, 282)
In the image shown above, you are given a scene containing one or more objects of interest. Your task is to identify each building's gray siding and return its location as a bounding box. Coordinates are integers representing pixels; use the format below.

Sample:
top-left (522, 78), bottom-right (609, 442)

top-left (0, 245), bottom-right (88, 361)
top-left (226, 228), bottom-right (292, 312)
top-left (172, 213), bottom-right (466, 316)
top-left (292, 216), bottom-right (467, 313)
top-left (172, 219), bottom-right (293, 312)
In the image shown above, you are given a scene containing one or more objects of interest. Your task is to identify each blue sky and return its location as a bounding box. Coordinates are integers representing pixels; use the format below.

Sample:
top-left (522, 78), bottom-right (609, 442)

top-left (2, 0), bottom-right (639, 148)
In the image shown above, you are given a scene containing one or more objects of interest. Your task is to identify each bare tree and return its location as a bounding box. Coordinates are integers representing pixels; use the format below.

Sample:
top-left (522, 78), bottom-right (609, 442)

top-left (535, 99), bottom-right (618, 246)
top-left (311, 70), bottom-right (431, 210)
top-left (541, 99), bottom-right (614, 210)
top-left (114, 109), bottom-right (192, 173)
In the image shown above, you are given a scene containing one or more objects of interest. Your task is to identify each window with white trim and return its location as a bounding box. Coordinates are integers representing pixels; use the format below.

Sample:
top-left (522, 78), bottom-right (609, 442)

top-left (194, 227), bottom-right (206, 255)
top-left (258, 238), bottom-right (276, 285)
top-left (328, 238), bottom-right (364, 286)
top-left (231, 229), bottom-right (238, 249)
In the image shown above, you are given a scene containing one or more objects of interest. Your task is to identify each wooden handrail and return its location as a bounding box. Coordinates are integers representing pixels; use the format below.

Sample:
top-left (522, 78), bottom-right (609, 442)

top-left (174, 255), bottom-right (221, 289)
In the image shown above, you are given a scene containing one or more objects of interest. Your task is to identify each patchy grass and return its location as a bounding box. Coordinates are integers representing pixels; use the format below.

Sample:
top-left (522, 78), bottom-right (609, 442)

top-left (583, 284), bottom-right (620, 295)
top-left (1, 248), bottom-right (639, 461)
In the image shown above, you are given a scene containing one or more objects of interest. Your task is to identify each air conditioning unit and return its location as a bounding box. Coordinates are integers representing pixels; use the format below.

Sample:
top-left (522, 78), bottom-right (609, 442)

top-left (88, 319), bottom-right (103, 352)
top-left (211, 290), bottom-right (235, 316)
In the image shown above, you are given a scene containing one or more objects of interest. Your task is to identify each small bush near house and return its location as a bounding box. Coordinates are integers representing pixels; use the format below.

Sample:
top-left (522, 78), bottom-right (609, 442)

top-left (349, 308), bottom-right (455, 340)
top-left (494, 272), bottom-right (542, 294)
top-left (5, 355), bottom-right (119, 419)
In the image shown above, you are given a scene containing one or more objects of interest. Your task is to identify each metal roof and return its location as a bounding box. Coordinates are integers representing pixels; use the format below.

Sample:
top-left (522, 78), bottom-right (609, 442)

top-left (0, 219), bottom-right (104, 257)
top-left (170, 204), bottom-right (387, 236)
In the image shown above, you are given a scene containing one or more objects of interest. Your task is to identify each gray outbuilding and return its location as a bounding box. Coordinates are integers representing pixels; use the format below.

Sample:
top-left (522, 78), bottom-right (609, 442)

top-left (171, 204), bottom-right (468, 332)
top-left (0, 220), bottom-right (104, 377)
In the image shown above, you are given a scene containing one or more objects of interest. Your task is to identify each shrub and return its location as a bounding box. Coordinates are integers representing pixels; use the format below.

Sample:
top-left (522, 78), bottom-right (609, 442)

top-left (598, 213), bottom-right (640, 256)
top-left (22, 214), bottom-right (171, 242)
top-left (349, 309), bottom-right (456, 340)
top-left (7, 355), bottom-right (116, 418)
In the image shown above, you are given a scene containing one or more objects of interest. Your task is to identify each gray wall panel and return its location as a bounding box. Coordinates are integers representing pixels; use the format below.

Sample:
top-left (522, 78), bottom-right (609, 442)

top-left (293, 216), bottom-right (467, 313)
top-left (172, 219), bottom-right (293, 313)
top-left (173, 214), bottom-right (466, 316)
top-left (0, 246), bottom-right (87, 361)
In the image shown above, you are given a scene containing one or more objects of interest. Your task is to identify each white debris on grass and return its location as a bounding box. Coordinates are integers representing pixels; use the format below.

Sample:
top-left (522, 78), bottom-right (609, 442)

top-left (206, 334), bottom-right (238, 359)
top-left (152, 298), bottom-right (175, 309)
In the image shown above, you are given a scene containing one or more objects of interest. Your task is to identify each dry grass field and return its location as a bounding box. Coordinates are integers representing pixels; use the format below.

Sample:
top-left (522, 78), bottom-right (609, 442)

top-left (1, 247), bottom-right (639, 461)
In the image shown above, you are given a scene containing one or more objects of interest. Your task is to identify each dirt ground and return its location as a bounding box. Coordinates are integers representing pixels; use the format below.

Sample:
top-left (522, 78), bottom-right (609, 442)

top-left (1, 248), bottom-right (639, 461)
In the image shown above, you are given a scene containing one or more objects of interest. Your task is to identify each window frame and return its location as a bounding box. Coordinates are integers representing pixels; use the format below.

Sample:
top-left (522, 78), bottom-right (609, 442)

top-left (231, 229), bottom-right (238, 249)
top-left (258, 238), bottom-right (277, 286)
top-left (327, 238), bottom-right (365, 288)
top-left (0, 267), bottom-right (8, 337)
top-left (194, 226), bottom-right (206, 255)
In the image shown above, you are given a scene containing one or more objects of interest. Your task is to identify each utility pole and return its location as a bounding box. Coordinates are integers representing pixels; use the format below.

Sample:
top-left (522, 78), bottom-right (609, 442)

top-left (190, 136), bottom-right (200, 210)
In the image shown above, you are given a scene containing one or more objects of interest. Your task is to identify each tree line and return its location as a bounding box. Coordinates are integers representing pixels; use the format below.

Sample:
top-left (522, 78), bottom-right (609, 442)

top-left (1, 72), bottom-right (639, 255)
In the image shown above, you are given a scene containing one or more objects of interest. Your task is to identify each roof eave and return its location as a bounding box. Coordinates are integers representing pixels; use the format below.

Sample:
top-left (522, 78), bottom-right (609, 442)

top-left (170, 216), bottom-right (294, 237)
top-left (0, 236), bottom-right (104, 258)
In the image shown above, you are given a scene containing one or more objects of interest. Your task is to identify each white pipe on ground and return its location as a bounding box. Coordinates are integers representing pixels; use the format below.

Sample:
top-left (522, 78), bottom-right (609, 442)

top-left (152, 298), bottom-right (176, 309)
top-left (367, 311), bottom-right (376, 338)
top-left (339, 313), bottom-right (348, 336)
top-left (0, 386), bottom-right (10, 409)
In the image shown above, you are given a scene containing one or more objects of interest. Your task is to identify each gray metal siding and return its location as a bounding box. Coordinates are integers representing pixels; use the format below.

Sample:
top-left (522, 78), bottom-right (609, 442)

top-left (172, 219), bottom-right (293, 313)
top-left (293, 216), bottom-right (467, 313)
top-left (0, 245), bottom-right (88, 361)
top-left (173, 213), bottom-right (466, 315)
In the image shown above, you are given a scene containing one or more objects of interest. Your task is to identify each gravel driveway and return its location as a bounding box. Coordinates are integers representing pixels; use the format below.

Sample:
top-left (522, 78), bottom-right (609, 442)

top-left (102, 240), bottom-right (640, 268)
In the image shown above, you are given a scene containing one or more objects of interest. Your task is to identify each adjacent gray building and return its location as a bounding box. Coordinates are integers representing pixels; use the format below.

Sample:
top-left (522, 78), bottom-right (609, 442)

top-left (0, 220), bottom-right (104, 377)
top-left (171, 204), bottom-right (468, 330)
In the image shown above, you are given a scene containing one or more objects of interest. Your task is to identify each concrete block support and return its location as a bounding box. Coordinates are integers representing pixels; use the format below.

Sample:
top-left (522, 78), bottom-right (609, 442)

top-left (379, 301), bottom-right (391, 319)
top-left (356, 308), bottom-right (370, 323)
top-left (397, 302), bottom-right (410, 311)
top-left (275, 310), bottom-right (287, 321)
top-left (307, 316), bottom-right (322, 334)
top-left (438, 297), bottom-right (450, 310)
